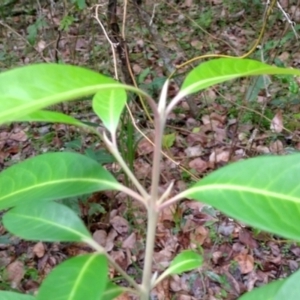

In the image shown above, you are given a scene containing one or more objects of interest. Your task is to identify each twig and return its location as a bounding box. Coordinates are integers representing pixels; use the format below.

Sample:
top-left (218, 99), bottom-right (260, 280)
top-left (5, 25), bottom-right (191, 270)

top-left (0, 20), bottom-right (48, 62)
top-left (92, 5), bottom-right (119, 80)
top-left (149, 4), bottom-right (158, 26)
top-left (276, 0), bottom-right (299, 39)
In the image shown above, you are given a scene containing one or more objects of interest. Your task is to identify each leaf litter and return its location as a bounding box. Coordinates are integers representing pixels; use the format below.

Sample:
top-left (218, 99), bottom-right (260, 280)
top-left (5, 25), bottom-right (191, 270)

top-left (1, 0), bottom-right (300, 299)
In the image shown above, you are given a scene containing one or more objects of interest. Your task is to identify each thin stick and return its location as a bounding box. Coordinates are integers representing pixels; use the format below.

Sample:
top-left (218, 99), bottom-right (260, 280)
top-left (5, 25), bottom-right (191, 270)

top-left (93, 5), bottom-right (119, 80)
top-left (0, 20), bottom-right (48, 62)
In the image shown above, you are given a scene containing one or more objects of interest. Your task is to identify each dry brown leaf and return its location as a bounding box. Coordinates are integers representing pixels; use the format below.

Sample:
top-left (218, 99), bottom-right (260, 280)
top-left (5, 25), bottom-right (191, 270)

top-left (212, 251), bottom-right (223, 264)
top-left (245, 270), bottom-right (260, 291)
top-left (256, 145), bottom-right (270, 154)
top-left (132, 63), bottom-right (142, 75)
top-left (152, 278), bottom-right (170, 300)
top-left (190, 226), bottom-right (208, 247)
top-left (93, 230), bottom-right (107, 248)
top-left (269, 140), bottom-right (284, 154)
top-left (210, 112), bottom-right (226, 124)
top-left (0, 251), bottom-right (12, 268)
top-left (189, 157), bottom-right (208, 173)
top-left (184, 145), bottom-right (203, 157)
top-left (159, 204), bottom-right (177, 222)
top-left (234, 253), bottom-right (254, 274)
top-left (33, 242), bottom-right (45, 258)
top-left (115, 293), bottom-right (136, 300)
top-left (134, 159), bottom-right (152, 180)
top-left (122, 232), bottom-right (136, 249)
top-left (270, 110), bottom-right (283, 133)
top-left (238, 230), bottom-right (258, 249)
top-left (37, 40), bottom-right (46, 52)
top-left (223, 271), bottom-right (240, 295)
top-left (110, 216), bottom-right (129, 235)
top-left (110, 250), bottom-right (129, 270)
top-left (183, 0), bottom-right (193, 7)
top-left (190, 39), bottom-right (202, 49)
top-left (169, 274), bottom-right (182, 292)
top-left (105, 229), bottom-right (118, 252)
top-left (186, 132), bottom-right (207, 146)
top-left (153, 248), bottom-right (173, 270)
top-left (137, 132), bottom-right (154, 155)
top-left (5, 260), bottom-right (25, 287)
top-left (209, 149), bottom-right (230, 163)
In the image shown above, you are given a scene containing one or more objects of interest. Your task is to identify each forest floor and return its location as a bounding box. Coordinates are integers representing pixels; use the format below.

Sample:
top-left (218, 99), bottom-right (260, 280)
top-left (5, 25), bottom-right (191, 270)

top-left (1, 0), bottom-right (300, 299)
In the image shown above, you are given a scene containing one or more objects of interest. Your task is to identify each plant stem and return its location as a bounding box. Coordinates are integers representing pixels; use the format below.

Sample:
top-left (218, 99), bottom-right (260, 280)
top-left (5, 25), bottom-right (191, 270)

top-left (140, 98), bottom-right (164, 299)
top-left (87, 238), bottom-right (142, 292)
top-left (103, 133), bottom-right (150, 200)
top-left (140, 205), bottom-right (158, 300)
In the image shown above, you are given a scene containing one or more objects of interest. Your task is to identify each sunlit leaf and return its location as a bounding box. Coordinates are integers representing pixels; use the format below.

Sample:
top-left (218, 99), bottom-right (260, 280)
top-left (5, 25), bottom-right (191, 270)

top-left (0, 292), bottom-right (35, 300)
top-left (180, 58), bottom-right (300, 96)
top-left (93, 89), bottom-right (126, 134)
top-left (238, 279), bottom-right (285, 300)
top-left (20, 110), bottom-right (87, 128)
top-left (168, 250), bottom-right (203, 274)
top-left (274, 268), bottom-right (300, 299)
top-left (3, 202), bottom-right (91, 242)
top-left (0, 64), bottom-right (126, 125)
top-left (239, 269), bottom-right (300, 299)
top-left (0, 152), bottom-right (120, 210)
top-left (37, 254), bottom-right (107, 300)
top-left (102, 281), bottom-right (124, 300)
top-left (185, 154), bottom-right (300, 241)
top-left (155, 250), bottom-right (203, 286)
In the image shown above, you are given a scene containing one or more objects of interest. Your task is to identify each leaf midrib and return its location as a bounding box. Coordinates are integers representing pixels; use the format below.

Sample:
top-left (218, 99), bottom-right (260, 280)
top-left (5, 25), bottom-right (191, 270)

top-left (186, 183), bottom-right (300, 203)
top-left (0, 178), bottom-right (118, 203)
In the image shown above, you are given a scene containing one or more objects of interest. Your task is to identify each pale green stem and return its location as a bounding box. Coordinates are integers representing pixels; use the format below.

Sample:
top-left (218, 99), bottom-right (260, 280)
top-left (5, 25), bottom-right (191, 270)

top-left (159, 190), bottom-right (187, 210)
top-left (140, 206), bottom-right (159, 300)
top-left (140, 108), bottom-right (165, 299)
top-left (86, 238), bottom-right (142, 292)
top-left (103, 133), bottom-right (150, 200)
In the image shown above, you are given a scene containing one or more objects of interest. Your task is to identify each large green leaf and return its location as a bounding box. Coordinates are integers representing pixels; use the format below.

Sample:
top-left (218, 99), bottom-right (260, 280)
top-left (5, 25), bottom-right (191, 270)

top-left (3, 202), bottom-right (91, 242)
top-left (93, 89), bottom-right (126, 134)
top-left (0, 292), bottom-right (35, 300)
top-left (180, 58), bottom-right (300, 96)
top-left (274, 268), bottom-right (300, 299)
top-left (239, 269), bottom-right (300, 299)
top-left (102, 282), bottom-right (124, 300)
top-left (0, 152), bottom-right (120, 210)
top-left (238, 278), bottom-right (286, 300)
top-left (20, 110), bottom-right (87, 127)
top-left (184, 154), bottom-right (300, 241)
top-left (37, 254), bottom-right (107, 300)
top-left (0, 64), bottom-right (126, 124)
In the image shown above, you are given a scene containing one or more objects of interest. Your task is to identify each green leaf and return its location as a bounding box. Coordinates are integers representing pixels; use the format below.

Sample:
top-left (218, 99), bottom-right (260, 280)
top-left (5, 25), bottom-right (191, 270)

top-left (37, 254), bottom-right (107, 300)
top-left (0, 292), bottom-right (35, 300)
top-left (19, 110), bottom-right (87, 128)
top-left (155, 250), bottom-right (203, 285)
top-left (162, 133), bottom-right (176, 149)
top-left (273, 268), bottom-right (300, 299)
top-left (185, 154), bottom-right (300, 241)
top-left (0, 64), bottom-right (126, 125)
top-left (72, 0), bottom-right (86, 9)
top-left (239, 269), bottom-right (300, 299)
top-left (180, 58), bottom-right (300, 96)
top-left (246, 75), bottom-right (271, 102)
top-left (102, 282), bottom-right (124, 300)
top-left (0, 152), bottom-right (120, 210)
top-left (167, 250), bottom-right (203, 274)
top-left (238, 278), bottom-right (286, 300)
top-left (3, 202), bottom-right (91, 242)
top-left (92, 88), bottom-right (126, 134)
